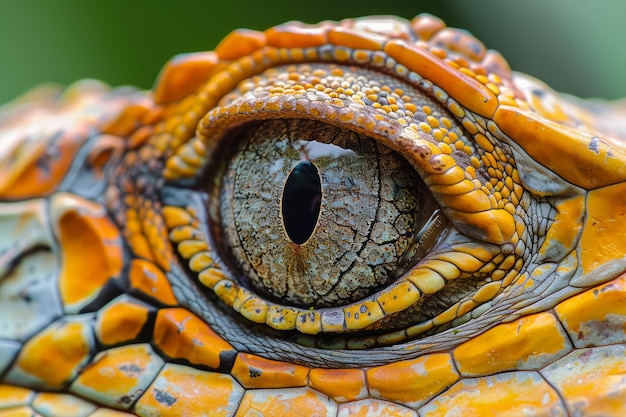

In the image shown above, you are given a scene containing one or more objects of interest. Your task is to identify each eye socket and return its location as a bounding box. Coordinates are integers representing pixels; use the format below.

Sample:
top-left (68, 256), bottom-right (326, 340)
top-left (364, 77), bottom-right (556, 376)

top-left (219, 118), bottom-right (440, 308)
top-left (161, 60), bottom-right (525, 355)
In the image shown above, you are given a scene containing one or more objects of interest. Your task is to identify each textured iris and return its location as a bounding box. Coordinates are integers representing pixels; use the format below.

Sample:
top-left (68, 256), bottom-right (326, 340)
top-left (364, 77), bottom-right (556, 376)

top-left (221, 119), bottom-right (434, 307)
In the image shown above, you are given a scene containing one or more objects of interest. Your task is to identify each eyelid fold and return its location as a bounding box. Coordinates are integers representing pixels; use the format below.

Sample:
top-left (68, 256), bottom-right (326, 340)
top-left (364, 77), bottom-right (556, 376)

top-left (151, 13), bottom-right (517, 175)
top-left (164, 62), bottom-right (521, 247)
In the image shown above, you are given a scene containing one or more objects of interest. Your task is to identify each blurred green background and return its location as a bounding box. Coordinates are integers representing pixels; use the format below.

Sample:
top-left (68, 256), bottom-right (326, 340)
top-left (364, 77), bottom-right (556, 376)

top-left (1, 0), bottom-right (625, 104)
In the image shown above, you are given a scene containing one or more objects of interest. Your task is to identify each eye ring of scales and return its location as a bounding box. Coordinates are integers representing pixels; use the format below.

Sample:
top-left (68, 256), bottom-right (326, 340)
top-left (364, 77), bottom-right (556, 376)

top-left (1, 12), bottom-right (626, 417)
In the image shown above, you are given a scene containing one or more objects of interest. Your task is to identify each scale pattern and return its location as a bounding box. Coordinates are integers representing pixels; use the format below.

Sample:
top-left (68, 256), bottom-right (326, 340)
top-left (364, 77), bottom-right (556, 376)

top-left (1, 13), bottom-right (626, 417)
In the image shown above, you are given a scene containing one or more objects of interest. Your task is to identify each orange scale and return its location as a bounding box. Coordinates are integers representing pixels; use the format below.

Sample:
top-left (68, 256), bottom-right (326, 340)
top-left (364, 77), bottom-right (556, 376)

top-left (152, 52), bottom-right (219, 104)
top-left (338, 399), bottom-right (418, 417)
top-left (428, 165), bottom-right (465, 185)
top-left (327, 27), bottom-right (385, 50)
top-left (429, 178), bottom-right (474, 195)
top-left (451, 210), bottom-right (515, 245)
top-left (580, 183), bottom-right (626, 275)
top-left (424, 260), bottom-right (461, 281)
top-left (198, 267), bottom-right (226, 290)
top-left (126, 125), bottom-right (153, 150)
top-left (95, 297), bottom-right (151, 346)
top-left (0, 131), bottom-right (78, 200)
top-left (32, 392), bottom-right (96, 416)
top-left (140, 106), bottom-right (165, 126)
top-left (127, 233), bottom-right (155, 264)
top-left (376, 280), bottom-right (421, 315)
top-left (453, 311), bottom-right (572, 377)
top-left (128, 259), bottom-right (177, 306)
top-left (287, 48), bottom-right (306, 61)
top-left (213, 279), bottom-right (238, 307)
top-left (235, 387), bottom-right (337, 417)
top-left (494, 106), bottom-right (626, 189)
top-left (430, 28), bottom-right (486, 62)
top-left (435, 252), bottom-right (485, 272)
top-left (430, 47), bottom-right (447, 60)
top-left (542, 345), bottom-right (626, 416)
top-left (176, 239), bottom-right (208, 258)
top-left (265, 25), bottom-right (328, 48)
top-left (441, 189), bottom-right (491, 212)
top-left (153, 308), bottom-right (235, 370)
top-left (204, 72), bottom-right (237, 103)
top-left (231, 353), bottom-right (309, 389)
top-left (367, 353), bottom-right (459, 409)
top-left (355, 112), bottom-right (378, 131)
top-left (410, 14), bottom-right (446, 41)
top-left (51, 194), bottom-right (123, 313)
top-left (12, 320), bottom-right (92, 389)
top-left (332, 48), bottom-right (352, 62)
top-left (135, 363), bottom-right (244, 417)
top-left (420, 371), bottom-right (565, 416)
top-left (101, 103), bottom-right (150, 137)
top-left (0, 385), bottom-right (34, 408)
top-left (555, 272), bottom-right (626, 348)
top-left (453, 313), bottom-right (572, 376)
top-left (239, 297), bottom-right (269, 324)
top-left (264, 305), bottom-right (297, 331)
top-left (337, 107), bottom-right (356, 123)
top-left (215, 29), bottom-right (266, 61)
top-left (296, 310), bottom-right (323, 334)
top-left (353, 50), bottom-right (372, 63)
top-left (344, 300), bottom-right (384, 331)
top-left (70, 344), bottom-right (163, 410)
top-left (308, 368), bottom-right (368, 403)
top-left (142, 222), bottom-right (173, 273)
top-left (384, 41), bottom-right (497, 119)
top-left (164, 155), bottom-right (197, 177)
top-left (424, 147), bottom-right (459, 172)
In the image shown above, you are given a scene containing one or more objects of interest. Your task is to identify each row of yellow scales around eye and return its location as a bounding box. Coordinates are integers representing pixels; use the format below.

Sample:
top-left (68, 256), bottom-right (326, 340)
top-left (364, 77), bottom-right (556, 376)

top-left (0, 12), bottom-right (625, 417)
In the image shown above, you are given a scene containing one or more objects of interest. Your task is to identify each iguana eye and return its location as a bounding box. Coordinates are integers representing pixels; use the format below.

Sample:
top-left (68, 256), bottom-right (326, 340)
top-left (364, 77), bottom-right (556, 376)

top-left (219, 118), bottom-right (439, 308)
top-left (162, 61), bottom-right (523, 353)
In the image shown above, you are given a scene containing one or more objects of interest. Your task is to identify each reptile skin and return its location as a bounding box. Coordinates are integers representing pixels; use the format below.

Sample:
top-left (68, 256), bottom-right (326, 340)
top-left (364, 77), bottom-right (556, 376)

top-left (2, 13), bottom-right (626, 417)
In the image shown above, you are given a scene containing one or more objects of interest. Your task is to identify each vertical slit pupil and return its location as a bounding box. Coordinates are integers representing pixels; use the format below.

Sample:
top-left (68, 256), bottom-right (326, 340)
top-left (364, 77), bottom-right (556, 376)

top-left (281, 161), bottom-right (322, 244)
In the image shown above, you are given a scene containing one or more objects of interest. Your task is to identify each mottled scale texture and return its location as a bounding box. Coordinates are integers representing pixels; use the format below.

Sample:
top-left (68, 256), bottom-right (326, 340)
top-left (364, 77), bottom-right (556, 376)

top-left (1, 13), bottom-right (626, 417)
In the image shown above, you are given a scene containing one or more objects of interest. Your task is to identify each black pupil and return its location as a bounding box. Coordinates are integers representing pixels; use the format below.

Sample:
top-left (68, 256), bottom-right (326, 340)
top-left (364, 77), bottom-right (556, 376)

top-left (281, 161), bottom-right (322, 244)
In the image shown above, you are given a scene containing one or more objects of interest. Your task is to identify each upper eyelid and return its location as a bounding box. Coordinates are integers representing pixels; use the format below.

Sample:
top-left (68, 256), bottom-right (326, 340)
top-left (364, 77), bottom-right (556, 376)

top-left (147, 19), bottom-right (524, 252)
top-left (153, 17), bottom-right (491, 170)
